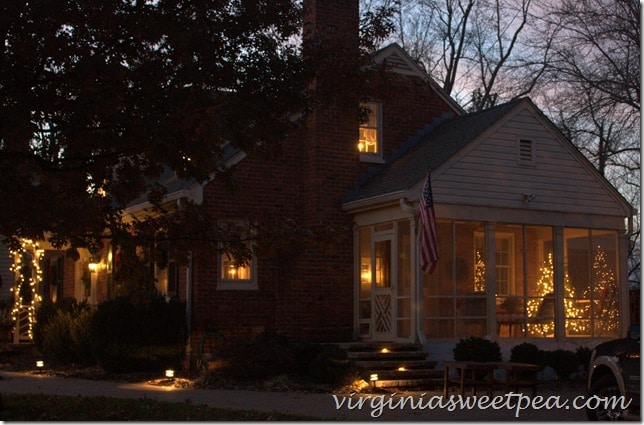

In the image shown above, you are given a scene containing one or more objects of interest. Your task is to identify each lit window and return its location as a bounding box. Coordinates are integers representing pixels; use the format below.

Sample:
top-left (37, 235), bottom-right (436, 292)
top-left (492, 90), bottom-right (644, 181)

top-left (221, 254), bottom-right (251, 280)
top-left (358, 102), bottom-right (381, 155)
top-left (217, 221), bottom-right (257, 290)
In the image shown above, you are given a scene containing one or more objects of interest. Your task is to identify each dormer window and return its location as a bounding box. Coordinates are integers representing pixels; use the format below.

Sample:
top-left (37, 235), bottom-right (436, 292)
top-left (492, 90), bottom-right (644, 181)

top-left (358, 102), bottom-right (382, 161)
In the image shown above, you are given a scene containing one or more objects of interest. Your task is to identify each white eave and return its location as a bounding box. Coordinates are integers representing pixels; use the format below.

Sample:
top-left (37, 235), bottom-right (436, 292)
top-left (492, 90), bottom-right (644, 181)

top-left (124, 149), bottom-right (247, 216)
top-left (342, 191), bottom-right (408, 214)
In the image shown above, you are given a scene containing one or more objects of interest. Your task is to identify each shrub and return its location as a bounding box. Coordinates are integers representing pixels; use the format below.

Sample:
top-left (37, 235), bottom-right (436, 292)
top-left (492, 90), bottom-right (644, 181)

top-left (41, 306), bottom-right (94, 365)
top-left (545, 349), bottom-right (578, 381)
top-left (89, 295), bottom-right (187, 373)
top-left (453, 337), bottom-right (502, 362)
top-left (509, 342), bottom-right (546, 366)
top-left (34, 298), bottom-right (94, 365)
top-left (33, 298), bottom-right (59, 352)
top-left (307, 344), bottom-right (356, 385)
top-left (215, 332), bottom-right (297, 381)
top-left (575, 346), bottom-right (593, 373)
top-left (453, 337), bottom-right (502, 380)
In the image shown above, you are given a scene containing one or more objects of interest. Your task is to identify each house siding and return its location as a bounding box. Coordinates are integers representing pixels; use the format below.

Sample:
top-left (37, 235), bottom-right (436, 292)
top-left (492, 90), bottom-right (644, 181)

top-left (0, 244), bottom-right (12, 300)
top-left (434, 107), bottom-right (628, 218)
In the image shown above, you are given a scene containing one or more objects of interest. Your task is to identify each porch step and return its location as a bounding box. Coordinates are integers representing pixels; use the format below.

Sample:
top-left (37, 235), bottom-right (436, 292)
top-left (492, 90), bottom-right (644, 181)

top-left (341, 342), bottom-right (440, 389)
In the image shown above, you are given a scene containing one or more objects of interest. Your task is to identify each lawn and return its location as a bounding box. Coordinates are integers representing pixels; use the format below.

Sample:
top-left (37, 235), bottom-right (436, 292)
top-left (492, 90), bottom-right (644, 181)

top-left (0, 393), bottom-right (317, 421)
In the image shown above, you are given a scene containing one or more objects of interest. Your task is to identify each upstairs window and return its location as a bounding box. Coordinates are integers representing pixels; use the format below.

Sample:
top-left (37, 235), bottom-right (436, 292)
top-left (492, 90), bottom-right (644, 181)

top-left (358, 102), bottom-right (382, 160)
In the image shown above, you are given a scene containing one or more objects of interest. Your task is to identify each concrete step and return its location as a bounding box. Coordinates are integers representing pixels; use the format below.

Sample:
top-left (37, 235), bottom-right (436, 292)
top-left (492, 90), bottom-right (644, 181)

top-left (338, 342), bottom-right (423, 352)
top-left (354, 359), bottom-right (436, 370)
top-left (337, 341), bottom-right (437, 390)
top-left (366, 368), bottom-right (443, 380)
top-left (373, 377), bottom-right (443, 389)
top-left (347, 350), bottom-right (428, 361)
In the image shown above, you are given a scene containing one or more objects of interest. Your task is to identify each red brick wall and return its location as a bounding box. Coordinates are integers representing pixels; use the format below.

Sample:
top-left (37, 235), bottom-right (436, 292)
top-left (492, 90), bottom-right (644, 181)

top-left (187, 0), bottom-right (459, 344)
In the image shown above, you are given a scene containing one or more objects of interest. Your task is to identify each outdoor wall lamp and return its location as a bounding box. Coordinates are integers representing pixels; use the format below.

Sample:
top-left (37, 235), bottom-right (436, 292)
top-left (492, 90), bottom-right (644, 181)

top-left (88, 256), bottom-right (100, 273)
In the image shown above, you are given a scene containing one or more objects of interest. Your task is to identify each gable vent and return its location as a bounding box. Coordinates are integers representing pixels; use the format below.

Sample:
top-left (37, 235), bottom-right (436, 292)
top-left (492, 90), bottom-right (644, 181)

top-left (518, 139), bottom-right (535, 165)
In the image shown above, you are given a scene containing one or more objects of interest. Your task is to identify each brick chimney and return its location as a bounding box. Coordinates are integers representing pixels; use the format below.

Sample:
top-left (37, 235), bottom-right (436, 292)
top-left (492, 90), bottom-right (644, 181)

top-left (302, 0), bottom-right (361, 220)
top-left (279, 0), bottom-right (360, 341)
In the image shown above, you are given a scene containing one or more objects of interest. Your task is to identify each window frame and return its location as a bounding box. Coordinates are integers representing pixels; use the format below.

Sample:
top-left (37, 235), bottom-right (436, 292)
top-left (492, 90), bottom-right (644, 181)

top-left (217, 221), bottom-right (258, 291)
top-left (358, 101), bottom-right (384, 163)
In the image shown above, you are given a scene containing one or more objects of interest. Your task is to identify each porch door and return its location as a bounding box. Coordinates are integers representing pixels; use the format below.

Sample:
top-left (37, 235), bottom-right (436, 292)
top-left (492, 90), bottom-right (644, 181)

top-left (372, 236), bottom-right (395, 341)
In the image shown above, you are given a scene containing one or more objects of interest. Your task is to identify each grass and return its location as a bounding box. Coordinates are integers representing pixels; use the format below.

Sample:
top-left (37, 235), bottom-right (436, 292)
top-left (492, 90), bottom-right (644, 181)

top-left (0, 393), bottom-right (318, 421)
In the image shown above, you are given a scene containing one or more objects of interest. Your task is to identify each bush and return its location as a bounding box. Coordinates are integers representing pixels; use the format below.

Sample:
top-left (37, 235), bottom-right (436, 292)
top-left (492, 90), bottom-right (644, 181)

top-left (34, 298), bottom-right (94, 365)
top-left (215, 332), bottom-right (297, 381)
top-left (453, 337), bottom-right (502, 362)
top-left (575, 346), bottom-right (593, 373)
top-left (545, 349), bottom-right (578, 381)
top-left (307, 344), bottom-right (356, 385)
top-left (453, 337), bottom-right (502, 380)
top-left (89, 295), bottom-right (187, 373)
top-left (509, 342), bottom-right (546, 366)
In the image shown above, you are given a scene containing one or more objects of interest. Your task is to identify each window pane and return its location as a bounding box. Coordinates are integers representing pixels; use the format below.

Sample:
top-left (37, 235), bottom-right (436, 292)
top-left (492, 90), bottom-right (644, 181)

top-left (424, 319), bottom-right (453, 338)
top-left (564, 228), bottom-right (591, 336)
top-left (221, 255), bottom-right (251, 280)
top-left (520, 226), bottom-right (553, 338)
top-left (398, 221), bottom-right (411, 297)
top-left (358, 226), bottom-right (372, 299)
top-left (357, 102), bottom-right (380, 154)
top-left (591, 230), bottom-right (620, 337)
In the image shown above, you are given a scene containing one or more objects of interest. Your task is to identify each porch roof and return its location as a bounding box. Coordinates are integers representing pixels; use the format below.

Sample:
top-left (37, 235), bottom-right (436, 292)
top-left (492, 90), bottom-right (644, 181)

top-left (343, 98), bottom-right (522, 203)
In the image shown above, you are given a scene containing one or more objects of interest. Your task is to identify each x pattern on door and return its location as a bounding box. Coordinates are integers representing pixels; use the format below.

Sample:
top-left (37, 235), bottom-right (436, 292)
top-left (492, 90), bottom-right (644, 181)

top-left (374, 293), bottom-right (392, 333)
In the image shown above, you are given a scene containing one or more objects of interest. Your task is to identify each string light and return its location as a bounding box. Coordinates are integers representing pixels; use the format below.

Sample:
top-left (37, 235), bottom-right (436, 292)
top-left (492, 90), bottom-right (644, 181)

top-left (474, 250), bottom-right (486, 292)
top-left (9, 239), bottom-right (44, 341)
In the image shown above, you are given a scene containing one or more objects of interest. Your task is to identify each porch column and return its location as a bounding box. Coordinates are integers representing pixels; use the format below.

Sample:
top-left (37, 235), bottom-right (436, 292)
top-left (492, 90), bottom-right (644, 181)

top-left (619, 231), bottom-right (630, 335)
top-left (485, 222), bottom-right (497, 337)
top-left (553, 227), bottom-right (565, 340)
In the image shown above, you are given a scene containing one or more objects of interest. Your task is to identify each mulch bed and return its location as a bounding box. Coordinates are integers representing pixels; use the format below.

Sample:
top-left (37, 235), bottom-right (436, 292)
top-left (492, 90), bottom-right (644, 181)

top-left (0, 343), bottom-right (336, 392)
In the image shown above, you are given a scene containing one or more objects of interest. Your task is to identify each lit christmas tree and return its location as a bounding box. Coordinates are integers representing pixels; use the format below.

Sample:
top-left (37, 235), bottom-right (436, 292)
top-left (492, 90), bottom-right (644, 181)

top-left (526, 253), bottom-right (589, 336)
top-left (526, 253), bottom-right (555, 336)
top-left (592, 246), bottom-right (618, 336)
top-left (474, 250), bottom-right (486, 292)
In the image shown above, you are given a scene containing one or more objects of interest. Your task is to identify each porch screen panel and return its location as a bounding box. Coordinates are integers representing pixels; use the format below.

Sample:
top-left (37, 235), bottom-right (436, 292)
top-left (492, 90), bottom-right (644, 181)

top-left (591, 231), bottom-right (619, 337)
top-left (524, 226), bottom-right (554, 338)
top-left (358, 226), bottom-right (372, 337)
top-left (424, 220), bottom-right (486, 339)
top-left (564, 228), bottom-right (620, 337)
top-left (495, 224), bottom-right (524, 338)
top-left (423, 219), bottom-right (454, 338)
top-left (454, 221), bottom-right (486, 338)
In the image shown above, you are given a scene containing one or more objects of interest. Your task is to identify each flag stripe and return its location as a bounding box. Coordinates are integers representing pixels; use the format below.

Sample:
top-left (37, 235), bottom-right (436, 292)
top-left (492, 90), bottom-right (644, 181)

top-left (420, 171), bottom-right (438, 274)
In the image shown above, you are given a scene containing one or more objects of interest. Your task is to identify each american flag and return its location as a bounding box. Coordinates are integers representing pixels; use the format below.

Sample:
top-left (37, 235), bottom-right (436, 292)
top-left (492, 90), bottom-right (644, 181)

top-left (419, 170), bottom-right (438, 274)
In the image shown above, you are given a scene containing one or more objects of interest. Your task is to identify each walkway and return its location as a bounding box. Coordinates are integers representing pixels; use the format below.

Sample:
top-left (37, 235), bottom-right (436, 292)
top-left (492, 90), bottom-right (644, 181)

top-left (0, 370), bottom-right (587, 421)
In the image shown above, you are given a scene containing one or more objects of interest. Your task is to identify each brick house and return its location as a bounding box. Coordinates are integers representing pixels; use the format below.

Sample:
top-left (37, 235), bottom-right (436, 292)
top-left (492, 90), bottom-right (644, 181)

top-left (12, 0), bottom-right (635, 361)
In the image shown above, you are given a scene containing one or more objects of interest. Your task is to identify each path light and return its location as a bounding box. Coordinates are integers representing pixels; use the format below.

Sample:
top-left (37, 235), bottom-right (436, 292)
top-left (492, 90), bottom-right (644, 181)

top-left (165, 369), bottom-right (175, 378)
top-left (36, 360), bottom-right (44, 373)
top-left (369, 373), bottom-right (378, 387)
